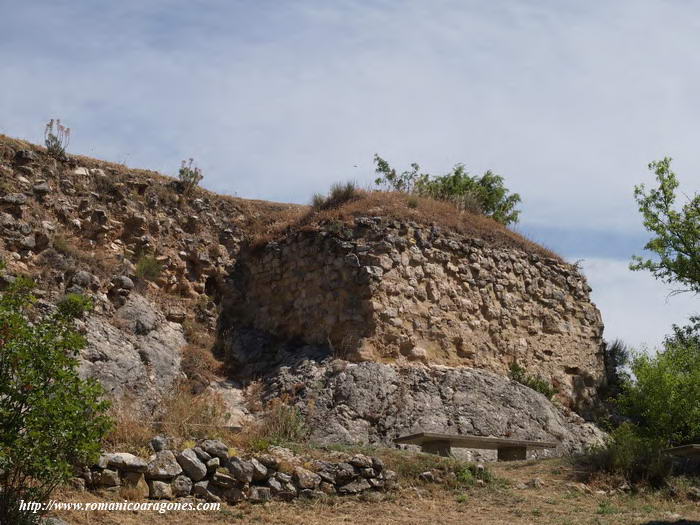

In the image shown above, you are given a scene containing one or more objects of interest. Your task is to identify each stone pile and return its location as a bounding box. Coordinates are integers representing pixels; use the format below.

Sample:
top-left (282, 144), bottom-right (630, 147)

top-left (80, 438), bottom-right (397, 504)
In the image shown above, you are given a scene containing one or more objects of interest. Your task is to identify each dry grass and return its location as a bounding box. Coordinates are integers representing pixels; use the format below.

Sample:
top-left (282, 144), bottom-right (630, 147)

top-left (251, 190), bottom-right (562, 261)
top-left (102, 398), bottom-right (154, 456)
top-left (103, 385), bottom-right (237, 455)
top-left (50, 457), bottom-right (700, 525)
top-left (181, 344), bottom-right (223, 385)
top-left (231, 398), bottom-right (308, 452)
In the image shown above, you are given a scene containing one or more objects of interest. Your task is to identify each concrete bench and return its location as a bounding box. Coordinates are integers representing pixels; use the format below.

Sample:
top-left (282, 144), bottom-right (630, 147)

top-left (395, 432), bottom-right (557, 461)
top-left (665, 444), bottom-right (700, 457)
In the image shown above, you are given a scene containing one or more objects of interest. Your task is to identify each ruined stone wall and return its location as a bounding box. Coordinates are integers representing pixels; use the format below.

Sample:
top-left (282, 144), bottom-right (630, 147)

top-left (226, 217), bottom-right (605, 409)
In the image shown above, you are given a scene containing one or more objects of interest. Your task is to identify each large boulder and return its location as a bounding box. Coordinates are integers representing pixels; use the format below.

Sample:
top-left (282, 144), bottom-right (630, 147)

top-left (264, 359), bottom-right (606, 457)
top-left (78, 293), bottom-right (185, 410)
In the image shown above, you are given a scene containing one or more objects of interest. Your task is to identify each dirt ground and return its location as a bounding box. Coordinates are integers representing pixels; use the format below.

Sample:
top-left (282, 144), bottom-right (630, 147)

top-left (47, 458), bottom-right (700, 525)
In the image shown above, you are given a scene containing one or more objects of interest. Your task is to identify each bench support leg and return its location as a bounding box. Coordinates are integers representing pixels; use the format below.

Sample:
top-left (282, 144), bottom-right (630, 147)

top-left (421, 440), bottom-right (452, 457)
top-left (497, 447), bottom-right (527, 461)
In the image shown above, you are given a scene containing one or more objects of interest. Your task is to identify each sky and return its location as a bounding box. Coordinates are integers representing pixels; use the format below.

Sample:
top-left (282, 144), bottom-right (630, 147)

top-left (1, 0), bottom-right (698, 350)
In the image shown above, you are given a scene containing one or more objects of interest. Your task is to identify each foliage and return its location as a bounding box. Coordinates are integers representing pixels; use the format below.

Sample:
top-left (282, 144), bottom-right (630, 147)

top-left (581, 423), bottom-right (672, 486)
top-left (135, 255), bottom-right (162, 282)
top-left (600, 339), bottom-right (630, 401)
top-left (178, 158), bottom-right (204, 197)
top-left (57, 293), bottom-right (93, 319)
top-left (630, 158), bottom-right (700, 294)
top-left (616, 321), bottom-right (700, 445)
top-left (509, 363), bottom-right (558, 400)
top-left (311, 181), bottom-right (361, 211)
top-left (0, 279), bottom-right (111, 523)
top-left (43, 119), bottom-right (70, 159)
top-left (373, 154), bottom-right (522, 225)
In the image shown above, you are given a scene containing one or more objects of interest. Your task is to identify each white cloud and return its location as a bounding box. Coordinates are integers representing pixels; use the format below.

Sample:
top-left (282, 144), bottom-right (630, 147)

top-left (580, 258), bottom-right (698, 352)
top-left (2, 0), bottom-right (700, 231)
top-left (1, 1), bottom-right (699, 349)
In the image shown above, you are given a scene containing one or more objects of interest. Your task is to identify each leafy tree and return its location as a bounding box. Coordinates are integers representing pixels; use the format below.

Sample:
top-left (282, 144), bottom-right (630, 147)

top-left (616, 322), bottom-right (700, 445)
top-left (373, 155), bottom-right (521, 225)
top-left (0, 277), bottom-right (111, 524)
top-left (600, 339), bottom-right (630, 400)
top-left (630, 157), bottom-right (700, 293)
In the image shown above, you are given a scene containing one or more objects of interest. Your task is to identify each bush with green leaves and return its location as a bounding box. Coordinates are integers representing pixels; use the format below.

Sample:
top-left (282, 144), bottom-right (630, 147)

top-left (508, 362), bottom-right (557, 400)
top-left (43, 119), bottom-right (70, 159)
top-left (178, 158), bottom-right (204, 197)
top-left (135, 255), bottom-right (162, 282)
top-left (373, 154), bottom-right (522, 225)
top-left (616, 322), bottom-right (700, 445)
top-left (582, 423), bottom-right (672, 486)
top-left (599, 338), bottom-right (630, 401)
top-left (0, 278), bottom-right (111, 524)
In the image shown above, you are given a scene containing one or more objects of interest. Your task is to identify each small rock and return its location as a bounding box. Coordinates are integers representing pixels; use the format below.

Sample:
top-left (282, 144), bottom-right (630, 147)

top-left (250, 458), bottom-right (268, 481)
top-left (319, 481), bottom-right (336, 495)
top-left (113, 275), bottom-right (135, 291)
top-left (293, 466), bottom-right (321, 490)
top-left (146, 450), bottom-right (182, 480)
top-left (1, 193), bottom-right (28, 206)
top-left (256, 454), bottom-right (280, 470)
top-left (101, 452), bottom-right (147, 473)
top-left (33, 182), bottom-right (51, 196)
top-left (418, 471), bottom-right (435, 483)
top-left (211, 471), bottom-right (237, 489)
top-left (527, 478), bottom-right (545, 489)
top-left (148, 480), bottom-right (172, 499)
top-left (172, 475), bottom-right (193, 497)
top-left (176, 449), bottom-right (207, 481)
top-left (228, 457), bottom-right (254, 484)
top-left (193, 446), bottom-right (212, 462)
top-left (299, 489), bottom-right (326, 500)
top-left (349, 454), bottom-right (373, 469)
top-left (199, 439), bottom-right (229, 460)
top-left (338, 478), bottom-right (372, 495)
top-left (206, 457), bottom-right (220, 474)
top-left (94, 469), bottom-right (120, 488)
top-left (249, 486), bottom-right (272, 503)
top-left (222, 487), bottom-right (246, 504)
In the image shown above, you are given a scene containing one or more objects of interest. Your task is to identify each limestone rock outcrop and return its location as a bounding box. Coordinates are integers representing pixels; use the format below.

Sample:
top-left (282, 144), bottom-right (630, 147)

top-left (264, 359), bottom-right (606, 456)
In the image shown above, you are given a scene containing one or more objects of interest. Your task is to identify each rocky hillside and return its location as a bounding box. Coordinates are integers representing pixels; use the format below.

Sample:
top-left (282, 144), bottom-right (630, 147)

top-left (0, 134), bottom-right (605, 454)
top-left (0, 134), bottom-right (300, 409)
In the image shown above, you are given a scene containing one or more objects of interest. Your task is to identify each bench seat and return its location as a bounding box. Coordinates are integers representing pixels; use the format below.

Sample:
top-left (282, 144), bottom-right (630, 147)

top-left (395, 432), bottom-right (557, 460)
top-left (665, 444), bottom-right (700, 457)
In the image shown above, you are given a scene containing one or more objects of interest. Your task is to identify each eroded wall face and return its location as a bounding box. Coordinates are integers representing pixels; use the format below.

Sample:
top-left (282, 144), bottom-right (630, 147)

top-left (228, 218), bottom-right (605, 409)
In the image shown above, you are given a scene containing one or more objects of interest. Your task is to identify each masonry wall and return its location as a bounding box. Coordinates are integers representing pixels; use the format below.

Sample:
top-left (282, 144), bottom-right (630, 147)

top-left (226, 216), bottom-right (605, 410)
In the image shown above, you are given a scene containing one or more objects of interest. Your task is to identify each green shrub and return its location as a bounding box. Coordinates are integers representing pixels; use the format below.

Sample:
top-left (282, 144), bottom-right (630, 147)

top-left (57, 293), bottom-right (93, 319)
top-left (311, 181), bottom-right (361, 211)
top-left (135, 255), bottom-right (162, 282)
top-left (0, 278), bottom-right (111, 524)
top-left (582, 423), bottom-right (672, 486)
top-left (373, 154), bottom-right (522, 225)
top-left (43, 119), bottom-right (70, 159)
top-left (509, 363), bottom-right (558, 399)
top-left (616, 322), bottom-right (700, 445)
top-left (178, 158), bottom-right (204, 197)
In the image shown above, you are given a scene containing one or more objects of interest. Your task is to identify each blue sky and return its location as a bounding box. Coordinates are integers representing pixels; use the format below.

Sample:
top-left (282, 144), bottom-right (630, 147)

top-left (1, 0), bottom-right (698, 350)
